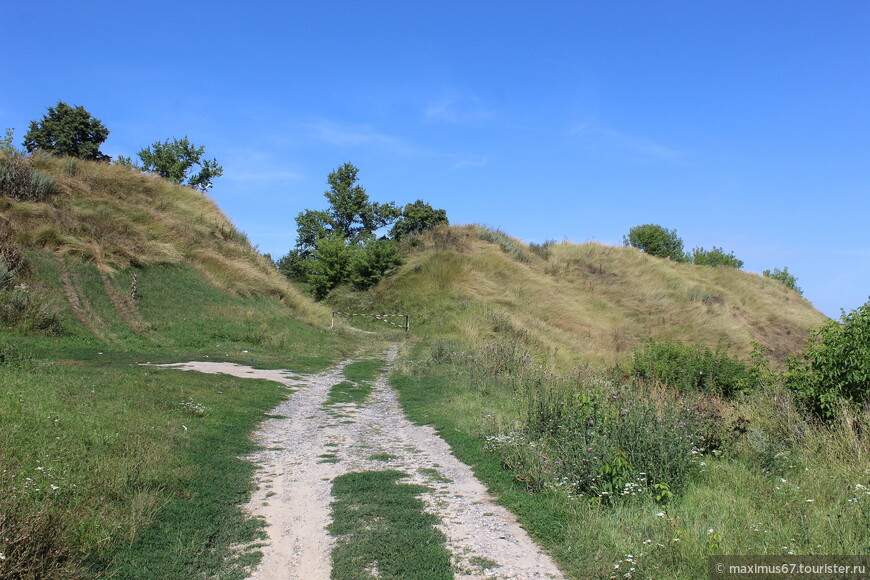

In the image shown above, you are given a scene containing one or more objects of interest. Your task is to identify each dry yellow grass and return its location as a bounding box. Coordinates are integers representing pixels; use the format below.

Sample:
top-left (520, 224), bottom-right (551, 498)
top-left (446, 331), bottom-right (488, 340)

top-left (363, 225), bottom-right (827, 367)
top-left (0, 154), bottom-right (330, 327)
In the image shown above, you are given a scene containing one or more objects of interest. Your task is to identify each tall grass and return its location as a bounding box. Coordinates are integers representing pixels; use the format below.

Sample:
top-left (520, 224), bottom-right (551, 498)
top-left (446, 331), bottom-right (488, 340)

top-left (345, 226), bottom-right (825, 371)
top-left (1, 154), bottom-right (328, 327)
top-left (391, 338), bottom-right (870, 578)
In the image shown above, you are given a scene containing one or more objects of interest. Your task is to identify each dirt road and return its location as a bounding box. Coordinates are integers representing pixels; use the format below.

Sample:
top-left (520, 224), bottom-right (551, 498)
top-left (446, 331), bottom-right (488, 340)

top-left (155, 350), bottom-right (563, 579)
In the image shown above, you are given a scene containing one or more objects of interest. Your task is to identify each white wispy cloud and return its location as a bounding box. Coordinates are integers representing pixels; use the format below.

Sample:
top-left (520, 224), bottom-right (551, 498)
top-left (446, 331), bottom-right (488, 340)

top-left (220, 147), bottom-right (301, 183)
top-left (305, 120), bottom-right (422, 156)
top-left (423, 94), bottom-right (496, 126)
top-left (570, 121), bottom-right (683, 161)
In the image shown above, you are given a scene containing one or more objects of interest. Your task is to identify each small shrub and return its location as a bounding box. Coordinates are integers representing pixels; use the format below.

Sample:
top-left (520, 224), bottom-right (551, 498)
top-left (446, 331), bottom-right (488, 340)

top-left (787, 300), bottom-right (870, 421)
top-left (1, 128), bottom-right (19, 156)
top-left (350, 238), bottom-right (402, 290)
top-left (471, 338), bottom-right (533, 377)
top-left (623, 224), bottom-right (687, 262)
top-left (763, 266), bottom-right (802, 295)
top-left (528, 239), bottom-right (557, 259)
top-left (630, 339), bottom-right (750, 397)
top-left (691, 246), bottom-right (743, 268)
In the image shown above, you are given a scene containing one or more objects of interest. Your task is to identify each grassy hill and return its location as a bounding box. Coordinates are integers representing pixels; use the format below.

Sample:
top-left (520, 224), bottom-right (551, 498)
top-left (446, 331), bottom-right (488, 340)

top-left (331, 224), bottom-right (827, 367)
top-left (0, 153), bottom-right (358, 578)
top-left (0, 152), bottom-right (344, 362)
top-left (1, 153), bottom-right (851, 579)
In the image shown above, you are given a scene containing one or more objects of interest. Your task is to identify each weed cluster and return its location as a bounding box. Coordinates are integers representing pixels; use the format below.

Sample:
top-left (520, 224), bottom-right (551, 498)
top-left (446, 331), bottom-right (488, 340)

top-left (0, 282), bottom-right (64, 335)
top-left (0, 462), bottom-right (83, 579)
top-left (0, 154), bottom-right (57, 202)
top-left (474, 225), bottom-right (530, 262)
top-left (489, 375), bottom-right (713, 503)
top-left (528, 239), bottom-right (557, 259)
top-left (0, 255), bottom-right (63, 335)
top-left (629, 339), bottom-right (750, 396)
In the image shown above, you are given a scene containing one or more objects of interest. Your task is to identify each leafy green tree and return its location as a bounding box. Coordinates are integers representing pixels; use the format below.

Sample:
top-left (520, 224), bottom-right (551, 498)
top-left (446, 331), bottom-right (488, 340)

top-left (23, 102), bottom-right (109, 160)
top-left (115, 154), bottom-right (138, 168)
top-left (305, 235), bottom-right (354, 300)
top-left (1, 128), bottom-right (19, 156)
top-left (691, 246), bottom-right (744, 268)
top-left (623, 224), bottom-right (687, 261)
top-left (350, 239), bottom-right (402, 290)
top-left (763, 266), bottom-right (802, 295)
top-left (137, 137), bottom-right (223, 191)
top-left (787, 300), bottom-right (870, 420)
top-left (291, 162), bottom-right (399, 258)
top-left (390, 199), bottom-right (449, 240)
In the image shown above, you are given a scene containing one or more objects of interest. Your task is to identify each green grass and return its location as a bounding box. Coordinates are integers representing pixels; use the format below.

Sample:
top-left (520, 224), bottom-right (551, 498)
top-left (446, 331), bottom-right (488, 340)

top-left (0, 356), bottom-right (291, 578)
top-left (343, 358), bottom-right (387, 384)
top-left (324, 380), bottom-right (372, 406)
top-left (318, 453), bottom-right (340, 464)
top-left (368, 453), bottom-right (398, 462)
top-left (390, 340), bottom-right (870, 579)
top-left (0, 253), bottom-right (354, 578)
top-left (328, 470), bottom-right (452, 580)
top-left (417, 467), bottom-right (452, 483)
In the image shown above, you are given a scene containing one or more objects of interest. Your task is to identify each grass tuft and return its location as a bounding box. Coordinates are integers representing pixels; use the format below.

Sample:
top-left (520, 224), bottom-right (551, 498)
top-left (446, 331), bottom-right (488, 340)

top-left (329, 470), bottom-right (452, 580)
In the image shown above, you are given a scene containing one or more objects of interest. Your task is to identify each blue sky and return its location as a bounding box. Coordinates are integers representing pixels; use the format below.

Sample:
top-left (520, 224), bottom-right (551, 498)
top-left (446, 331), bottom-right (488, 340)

top-left (2, 1), bottom-right (867, 318)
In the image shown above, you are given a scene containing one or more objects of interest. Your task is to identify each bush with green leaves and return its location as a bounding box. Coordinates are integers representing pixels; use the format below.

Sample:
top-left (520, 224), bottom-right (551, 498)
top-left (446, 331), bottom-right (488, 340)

top-left (305, 235), bottom-right (354, 300)
top-left (691, 246), bottom-right (743, 268)
top-left (629, 339), bottom-right (751, 396)
top-left (390, 199), bottom-right (448, 241)
top-left (786, 300), bottom-right (870, 420)
top-left (350, 239), bottom-right (402, 291)
top-left (763, 266), bottom-right (802, 295)
top-left (136, 137), bottom-right (223, 191)
top-left (23, 101), bottom-right (109, 160)
top-left (623, 224), bottom-right (687, 261)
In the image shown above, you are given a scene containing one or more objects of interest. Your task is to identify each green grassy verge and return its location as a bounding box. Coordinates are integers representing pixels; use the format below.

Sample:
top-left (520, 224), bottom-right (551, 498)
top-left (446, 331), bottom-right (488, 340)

top-left (342, 358), bottom-right (387, 384)
top-left (0, 357), bottom-right (291, 578)
top-left (328, 470), bottom-right (452, 580)
top-left (390, 342), bottom-right (870, 579)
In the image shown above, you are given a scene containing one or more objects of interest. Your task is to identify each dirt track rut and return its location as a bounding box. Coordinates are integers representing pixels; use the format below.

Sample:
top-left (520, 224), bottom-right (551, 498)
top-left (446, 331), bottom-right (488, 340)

top-left (155, 350), bottom-right (563, 579)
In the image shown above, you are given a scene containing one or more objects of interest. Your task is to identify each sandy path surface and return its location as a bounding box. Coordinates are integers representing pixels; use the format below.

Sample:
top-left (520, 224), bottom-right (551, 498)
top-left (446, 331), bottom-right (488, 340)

top-left (153, 351), bottom-right (563, 579)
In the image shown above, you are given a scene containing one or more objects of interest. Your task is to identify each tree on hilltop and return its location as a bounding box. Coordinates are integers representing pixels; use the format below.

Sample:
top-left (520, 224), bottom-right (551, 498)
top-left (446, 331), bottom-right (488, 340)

top-left (390, 199), bottom-right (449, 240)
top-left (136, 137), bottom-right (223, 191)
top-left (293, 162), bottom-right (400, 257)
top-left (624, 224), bottom-right (687, 261)
top-left (23, 101), bottom-right (110, 160)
